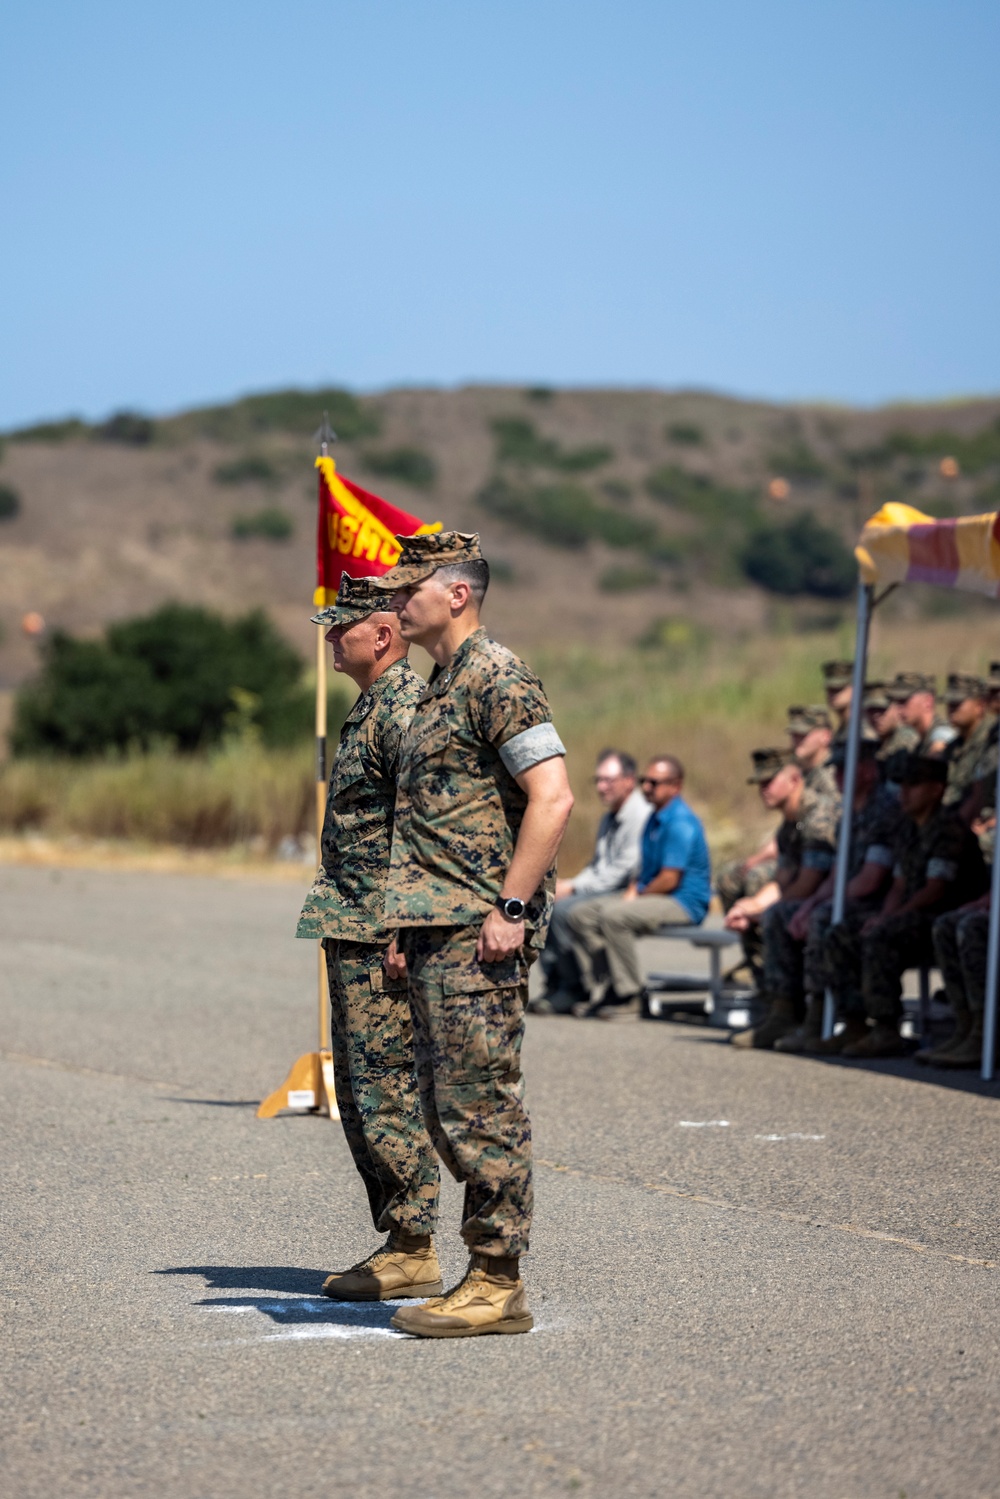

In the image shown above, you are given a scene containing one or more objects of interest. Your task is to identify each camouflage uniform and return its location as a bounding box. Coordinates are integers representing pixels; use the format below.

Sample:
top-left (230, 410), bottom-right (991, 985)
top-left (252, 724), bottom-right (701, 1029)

top-left (884, 672), bottom-right (956, 758)
top-left (716, 856), bottom-right (777, 913)
top-left (823, 799), bottom-right (988, 1024)
top-left (940, 671), bottom-right (993, 807)
top-left (738, 750), bottom-right (839, 980)
top-left (376, 533), bottom-right (566, 1258)
top-left (297, 580), bottom-right (439, 1238)
top-left (762, 782), bottom-right (899, 1012)
top-left (933, 904), bottom-right (990, 1015)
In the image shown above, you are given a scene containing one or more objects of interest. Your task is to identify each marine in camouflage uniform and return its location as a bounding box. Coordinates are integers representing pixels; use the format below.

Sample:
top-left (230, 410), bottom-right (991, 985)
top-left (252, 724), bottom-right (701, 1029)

top-left (821, 755), bottom-right (989, 1058)
top-left (787, 704), bottom-right (839, 798)
top-left (941, 672), bottom-right (996, 809)
top-left (885, 672), bottom-right (956, 758)
top-left (296, 575), bottom-right (441, 1297)
top-left (822, 660), bottom-right (854, 745)
top-left (863, 681), bottom-right (918, 789)
top-left (371, 531), bottom-right (571, 1339)
top-left (769, 743), bottom-right (902, 1053)
top-left (729, 748), bottom-right (839, 1047)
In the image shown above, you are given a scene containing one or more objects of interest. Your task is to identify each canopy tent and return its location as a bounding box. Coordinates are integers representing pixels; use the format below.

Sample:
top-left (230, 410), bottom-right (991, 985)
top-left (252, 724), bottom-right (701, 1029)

top-left (831, 503), bottom-right (1000, 1079)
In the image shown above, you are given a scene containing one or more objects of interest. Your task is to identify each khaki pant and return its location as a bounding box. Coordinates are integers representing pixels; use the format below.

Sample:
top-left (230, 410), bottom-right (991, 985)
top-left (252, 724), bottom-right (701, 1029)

top-left (567, 893), bottom-right (694, 1001)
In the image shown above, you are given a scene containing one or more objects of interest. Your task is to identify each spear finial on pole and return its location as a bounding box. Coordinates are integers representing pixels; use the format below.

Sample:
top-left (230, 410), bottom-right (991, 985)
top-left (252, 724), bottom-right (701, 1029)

top-left (314, 410), bottom-right (338, 457)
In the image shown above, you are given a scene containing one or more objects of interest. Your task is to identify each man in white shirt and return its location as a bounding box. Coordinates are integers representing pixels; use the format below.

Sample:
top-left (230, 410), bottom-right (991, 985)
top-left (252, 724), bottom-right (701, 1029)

top-left (530, 749), bottom-right (649, 1013)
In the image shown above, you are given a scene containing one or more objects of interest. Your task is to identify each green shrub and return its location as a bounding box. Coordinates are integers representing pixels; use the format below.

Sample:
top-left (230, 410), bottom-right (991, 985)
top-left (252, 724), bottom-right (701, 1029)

top-left (524, 386), bottom-right (554, 403)
top-left (231, 508), bottom-right (294, 540)
top-left (97, 411), bottom-right (156, 445)
top-left (599, 565), bottom-right (659, 592)
top-left (0, 484), bottom-right (21, 520)
top-left (478, 477), bottom-right (657, 551)
top-left (10, 603), bottom-right (328, 757)
top-left (491, 418), bottom-right (612, 473)
top-left (8, 418), bottom-right (89, 443)
top-left (214, 454), bottom-right (279, 485)
top-left (645, 465), bottom-right (760, 527)
top-left (361, 447), bottom-right (437, 489)
top-left (766, 439), bottom-right (826, 481)
top-left (742, 512), bottom-right (856, 598)
top-left (601, 480), bottom-right (632, 504)
top-left (173, 388), bottom-right (379, 444)
top-left (666, 422), bottom-right (704, 446)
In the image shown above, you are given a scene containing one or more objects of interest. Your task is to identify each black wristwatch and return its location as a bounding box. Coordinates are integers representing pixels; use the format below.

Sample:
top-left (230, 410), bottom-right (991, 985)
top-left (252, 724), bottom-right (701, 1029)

top-left (495, 895), bottom-right (526, 922)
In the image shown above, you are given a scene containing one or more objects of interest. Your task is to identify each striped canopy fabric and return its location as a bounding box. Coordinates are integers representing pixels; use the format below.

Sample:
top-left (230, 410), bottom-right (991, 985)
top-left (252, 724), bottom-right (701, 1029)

top-left (856, 502), bottom-right (1000, 598)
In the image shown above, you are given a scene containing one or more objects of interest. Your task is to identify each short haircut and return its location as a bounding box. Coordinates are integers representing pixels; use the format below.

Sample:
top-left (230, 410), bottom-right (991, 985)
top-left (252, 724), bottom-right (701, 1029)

top-left (434, 559), bottom-right (490, 605)
top-left (596, 747), bottom-right (637, 779)
top-left (647, 753), bottom-right (684, 782)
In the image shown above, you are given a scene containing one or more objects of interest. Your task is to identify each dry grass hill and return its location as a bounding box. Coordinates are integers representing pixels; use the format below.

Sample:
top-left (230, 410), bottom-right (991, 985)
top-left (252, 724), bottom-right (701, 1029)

top-left (2, 382), bottom-right (999, 693)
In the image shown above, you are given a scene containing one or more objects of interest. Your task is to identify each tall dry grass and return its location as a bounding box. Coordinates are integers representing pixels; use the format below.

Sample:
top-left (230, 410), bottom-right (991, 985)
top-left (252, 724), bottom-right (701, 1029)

top-left (0, 610), bottom-right (991, 869)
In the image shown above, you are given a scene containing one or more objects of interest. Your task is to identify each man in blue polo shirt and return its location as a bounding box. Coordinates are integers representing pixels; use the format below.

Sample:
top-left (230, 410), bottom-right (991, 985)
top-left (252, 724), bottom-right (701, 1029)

top-left (567, 754), bottom-right (711, 1019)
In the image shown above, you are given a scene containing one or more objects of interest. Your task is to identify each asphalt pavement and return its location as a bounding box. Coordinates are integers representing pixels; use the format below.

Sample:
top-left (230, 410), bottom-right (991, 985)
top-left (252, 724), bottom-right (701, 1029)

top-left (3, 864), bottom-right (999, 1498)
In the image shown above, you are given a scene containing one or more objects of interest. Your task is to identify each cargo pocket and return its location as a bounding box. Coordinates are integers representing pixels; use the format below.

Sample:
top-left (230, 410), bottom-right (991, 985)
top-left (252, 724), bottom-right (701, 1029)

top-left (365, 964), bottom-right (413, 1068)
top-left (439, 961), bottom-right (526, 1085)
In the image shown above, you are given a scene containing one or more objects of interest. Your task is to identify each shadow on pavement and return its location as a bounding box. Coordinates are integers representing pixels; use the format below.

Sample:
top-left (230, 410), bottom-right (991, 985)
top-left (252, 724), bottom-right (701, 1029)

top-left (165, 1098), bottom-right (262, 1108)
top-left (154, 1266), bottom-right (405, 1330)
top-left (155, 1264), bottom-right (327, 1295)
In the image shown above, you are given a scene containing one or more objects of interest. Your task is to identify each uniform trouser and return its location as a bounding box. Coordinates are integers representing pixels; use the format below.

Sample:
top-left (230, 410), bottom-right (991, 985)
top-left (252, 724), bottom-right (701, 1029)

top-left (933, 908), bottom-right (990, 1013)
top-left (764, 898), bottom-right (879, 1011)
top-left (400, 924), bottom-right (533, 1258)
top-left (324, 939), bottom-right (440, 1238)
top-left (566, 892), bottom-right (693, 1000)
top-left (822, 909), bottom-right (937, 1025)
top-left (716, 858), bottom-right (777, 980)
top-left (539, 891), bottom-right (593, 995)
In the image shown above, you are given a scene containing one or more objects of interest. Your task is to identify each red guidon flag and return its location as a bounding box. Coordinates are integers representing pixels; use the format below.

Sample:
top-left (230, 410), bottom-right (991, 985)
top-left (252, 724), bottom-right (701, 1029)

top-left (314, 456), bottom-right (441, 605)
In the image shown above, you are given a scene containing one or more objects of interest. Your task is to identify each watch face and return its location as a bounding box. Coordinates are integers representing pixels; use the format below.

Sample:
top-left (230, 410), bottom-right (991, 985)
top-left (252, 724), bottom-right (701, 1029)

top-left (501, 897), bottom-right (526, 919)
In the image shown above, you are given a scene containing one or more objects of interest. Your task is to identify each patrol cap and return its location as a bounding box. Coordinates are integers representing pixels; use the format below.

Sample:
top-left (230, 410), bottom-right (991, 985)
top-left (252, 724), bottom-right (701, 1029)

top-left (310, 574), bottom-right (395, 627)
top-left (370, 530), bottom-right (484, 591)
top-left (897, 753), bottom-right (949, 786)
top-left (786, 704), bottom-right (832, 734)
top-left (944, 671), bottom-right (988, 705)
top-left (829, 738), bottom-right (878, 769)
top-left (822, 660), bottom-right (854, 691)
top-left (863, 681), bottom-right (890, 711)
top-left (747, 747), bottom-right (796, 785)
top-left (885, 671), bottom-right (936, 702)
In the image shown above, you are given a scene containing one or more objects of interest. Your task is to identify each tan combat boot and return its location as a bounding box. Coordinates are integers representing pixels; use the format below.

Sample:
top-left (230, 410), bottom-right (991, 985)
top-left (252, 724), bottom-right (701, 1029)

top-left (731, 994), bottom-right (797, 1050)
top-left (840, 1021), bottom-right (907, 1059)
top-left (801, 1015), bottom-right (868, 1055)
top-left (934, 1013), bottom-right (985, 1069)
top-left (915, 1007), bottom-right (972, 1065)
top-left (774, 996), bottom-right (825, 1054)
top-left (321, 1232), bottom-right (443, 1301)
top-left (390, 1253), bottom-right (533, 1338)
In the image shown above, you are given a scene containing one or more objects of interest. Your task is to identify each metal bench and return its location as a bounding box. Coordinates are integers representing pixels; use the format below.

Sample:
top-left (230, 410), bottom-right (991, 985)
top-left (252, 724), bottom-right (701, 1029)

top-left (645, 926), bottom-right (760, 1028)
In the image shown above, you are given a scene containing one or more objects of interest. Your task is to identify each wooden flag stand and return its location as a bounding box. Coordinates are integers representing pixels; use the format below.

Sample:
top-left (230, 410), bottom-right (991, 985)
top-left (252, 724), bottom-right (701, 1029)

top-left (258, 438), bottom-right (340, 1120)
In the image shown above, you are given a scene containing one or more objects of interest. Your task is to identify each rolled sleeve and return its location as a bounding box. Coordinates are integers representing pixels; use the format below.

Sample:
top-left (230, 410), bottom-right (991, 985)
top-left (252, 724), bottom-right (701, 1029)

top-left (927, 858), bottom-right (958, 882)
top-left (865, 843), bottom-right (895, 868)
top-left (499, 721), bottom-right (566, 776)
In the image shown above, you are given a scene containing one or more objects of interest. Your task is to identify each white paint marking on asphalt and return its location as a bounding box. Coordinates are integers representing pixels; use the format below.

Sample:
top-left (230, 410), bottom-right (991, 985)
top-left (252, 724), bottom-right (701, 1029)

top-left (755, 1133), bottom-right (826, 1142)
top-left (678, 1120), bottom-right (730, 1128)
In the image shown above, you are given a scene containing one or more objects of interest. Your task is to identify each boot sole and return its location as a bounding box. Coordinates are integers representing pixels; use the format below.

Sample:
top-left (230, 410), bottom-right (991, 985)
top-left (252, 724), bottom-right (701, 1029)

top-left (390, 1313), bottom-right (534, 1338)
top-left (322, 1279), bottom-right (445, 1302)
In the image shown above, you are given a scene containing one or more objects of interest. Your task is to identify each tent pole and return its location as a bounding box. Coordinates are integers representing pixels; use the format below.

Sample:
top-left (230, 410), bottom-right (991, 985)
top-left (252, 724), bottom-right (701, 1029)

top-left (823, 583), bottom-right (873, 1040)
top-left (980, 751), bottom-right (1000, 1080)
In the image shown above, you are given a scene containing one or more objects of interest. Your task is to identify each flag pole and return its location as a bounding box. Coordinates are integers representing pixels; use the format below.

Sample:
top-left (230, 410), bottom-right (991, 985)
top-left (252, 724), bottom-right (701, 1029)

top-left (257, 415), bottom-right (339, 1121)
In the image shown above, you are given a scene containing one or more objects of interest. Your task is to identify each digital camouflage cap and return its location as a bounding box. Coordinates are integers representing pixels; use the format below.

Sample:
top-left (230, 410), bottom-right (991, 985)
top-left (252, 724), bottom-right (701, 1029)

top-left (944, 671), bottom-right (988, 705)
top-left (370, 530), bottom-right (484, 592)
top-left (786, 704), bottom-right (832, 734)
top-left (863, 681), bottom-right (890, 711)
top-left (747, 747), bottom-right (796, 785)
top-left (310, 573), bottom-right (399, 627)
top-left (885, 671), bottom-right (936, 702)
top-left (822, 660), bottom-right (853, 690)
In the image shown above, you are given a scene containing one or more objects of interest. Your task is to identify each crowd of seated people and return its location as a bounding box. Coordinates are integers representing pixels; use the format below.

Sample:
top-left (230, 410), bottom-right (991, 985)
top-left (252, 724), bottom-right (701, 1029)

top-left (531, 660), bottom-right (998, 1066)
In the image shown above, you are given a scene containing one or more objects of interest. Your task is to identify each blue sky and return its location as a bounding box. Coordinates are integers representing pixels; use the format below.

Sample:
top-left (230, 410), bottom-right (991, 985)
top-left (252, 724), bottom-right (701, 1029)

top-left (2, 0), bottom-right (998, 427)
